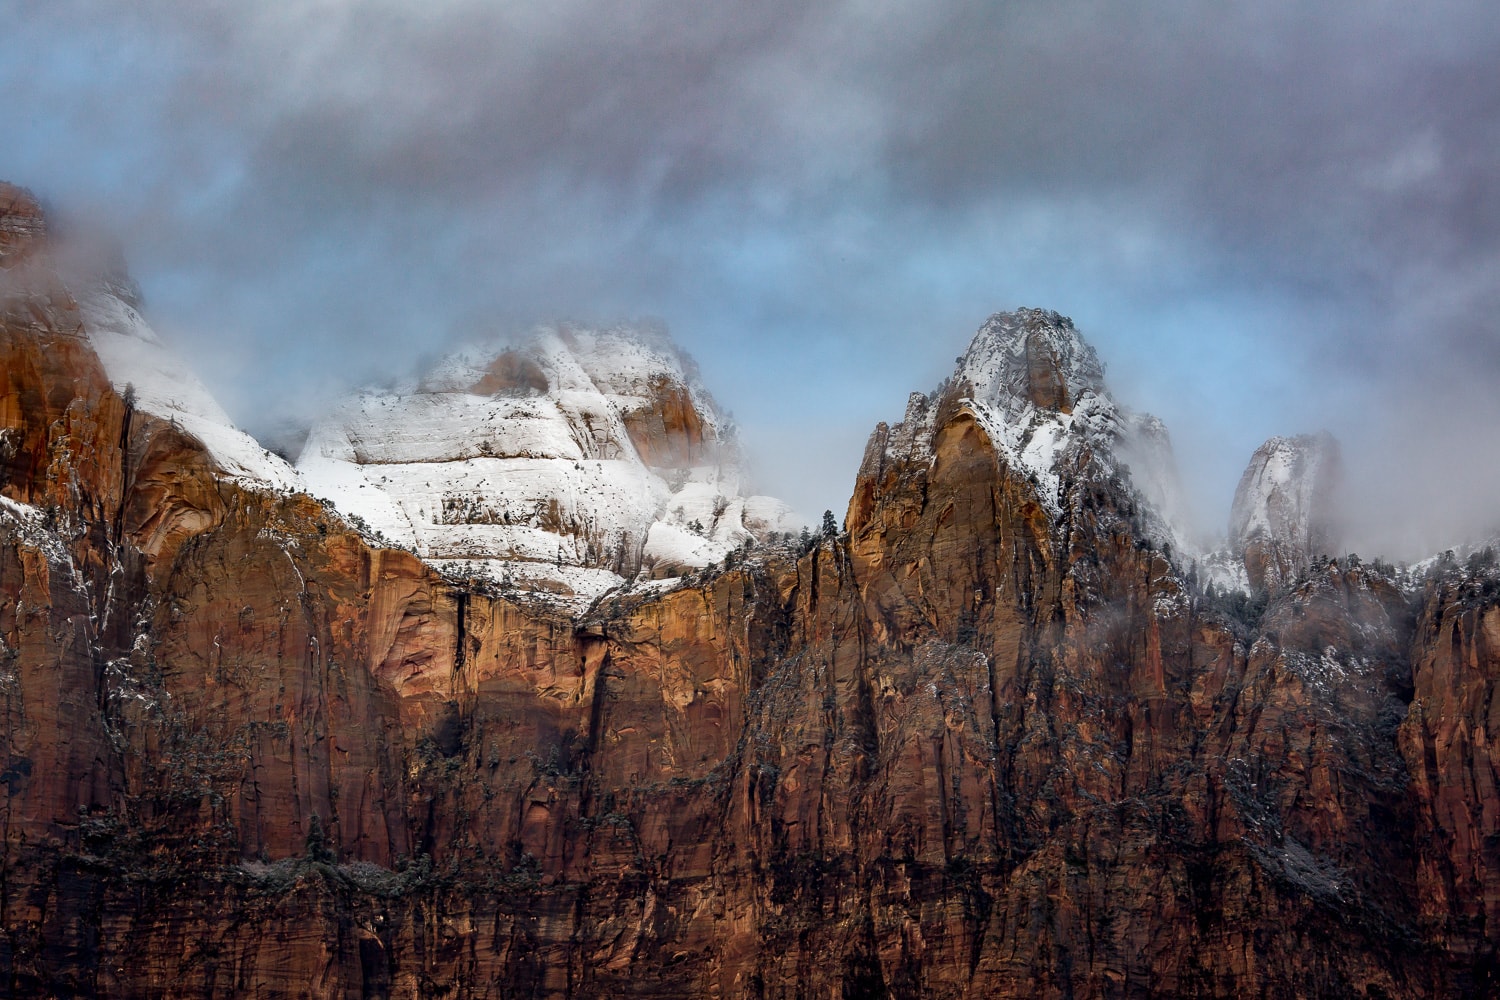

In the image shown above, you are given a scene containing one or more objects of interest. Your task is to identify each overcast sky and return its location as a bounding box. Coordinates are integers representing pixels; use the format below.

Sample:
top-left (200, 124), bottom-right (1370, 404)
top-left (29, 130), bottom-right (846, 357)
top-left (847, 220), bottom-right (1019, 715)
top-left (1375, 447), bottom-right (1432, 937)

top-left (4, 0), bottom-right (1500, 557)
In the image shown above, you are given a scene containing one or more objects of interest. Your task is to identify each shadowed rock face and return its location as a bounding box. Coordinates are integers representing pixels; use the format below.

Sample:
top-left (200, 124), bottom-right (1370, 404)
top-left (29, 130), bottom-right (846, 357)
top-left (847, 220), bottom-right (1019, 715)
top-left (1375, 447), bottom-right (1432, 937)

top-left (3, 198), bottom-right (1500, 998)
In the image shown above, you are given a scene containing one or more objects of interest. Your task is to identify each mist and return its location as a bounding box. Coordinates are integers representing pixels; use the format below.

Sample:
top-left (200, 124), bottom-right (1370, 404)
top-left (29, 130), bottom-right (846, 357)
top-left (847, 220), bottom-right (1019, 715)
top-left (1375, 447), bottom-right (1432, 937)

top-left (4, 0), bottom-right (1500, 558)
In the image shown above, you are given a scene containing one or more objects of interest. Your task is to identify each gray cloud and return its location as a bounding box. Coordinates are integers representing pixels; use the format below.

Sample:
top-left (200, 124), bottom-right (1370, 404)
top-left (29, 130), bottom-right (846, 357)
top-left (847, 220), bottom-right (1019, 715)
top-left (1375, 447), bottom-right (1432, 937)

top-left (4, 0), bottom-right (1499, 554)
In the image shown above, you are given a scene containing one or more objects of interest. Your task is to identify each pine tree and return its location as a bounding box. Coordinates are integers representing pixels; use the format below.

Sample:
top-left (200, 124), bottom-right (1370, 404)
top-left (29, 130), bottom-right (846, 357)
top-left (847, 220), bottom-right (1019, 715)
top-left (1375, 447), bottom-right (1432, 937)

top-left (821, 509), bottom-right (838, 538)
top-left (305, 813), bottom-right (335, 864)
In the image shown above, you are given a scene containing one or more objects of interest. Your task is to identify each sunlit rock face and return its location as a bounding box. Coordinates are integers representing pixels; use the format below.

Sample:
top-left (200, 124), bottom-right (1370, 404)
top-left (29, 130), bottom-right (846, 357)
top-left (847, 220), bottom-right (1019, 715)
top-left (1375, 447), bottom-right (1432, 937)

top-left (7, 190), bottom-right (1500, 998)
top-left (1229, 431), bottom-right (1341, 592)
top-left (297, 325), bottom-right (800, 606)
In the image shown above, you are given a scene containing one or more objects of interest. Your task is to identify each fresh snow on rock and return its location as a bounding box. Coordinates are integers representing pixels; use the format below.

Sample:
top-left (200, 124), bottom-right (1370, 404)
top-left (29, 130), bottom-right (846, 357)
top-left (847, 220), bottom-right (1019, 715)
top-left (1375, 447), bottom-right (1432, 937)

top-left (77, 290), bottom-right (300, 490)
top-left (957, 309), bottom-right (1107, 415)
top-left (298, 324), bottom-right (801, 607)
top-left (71, 292), bottom-right (799, 608)
top-left (0, 494), bottom-right (73, 568)
top-left (1196, 547), bottom-right (1253, 595)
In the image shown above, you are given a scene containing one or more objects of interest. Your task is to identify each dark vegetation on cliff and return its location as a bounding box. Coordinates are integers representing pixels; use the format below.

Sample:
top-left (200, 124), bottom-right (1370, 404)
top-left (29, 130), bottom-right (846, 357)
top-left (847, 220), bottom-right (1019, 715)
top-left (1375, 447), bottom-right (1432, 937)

top-left (3, 184), bottom-right (1500, 998)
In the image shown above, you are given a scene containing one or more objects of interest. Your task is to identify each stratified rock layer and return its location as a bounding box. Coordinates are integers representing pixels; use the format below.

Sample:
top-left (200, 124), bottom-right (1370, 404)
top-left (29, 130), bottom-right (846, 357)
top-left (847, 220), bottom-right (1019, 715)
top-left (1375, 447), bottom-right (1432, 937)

top-left (2, 191), bottom-right (1499, 999)
top-left (0, 184), bottom-right (46, 267)
top-left (297, 326), bottom-right (798, 604)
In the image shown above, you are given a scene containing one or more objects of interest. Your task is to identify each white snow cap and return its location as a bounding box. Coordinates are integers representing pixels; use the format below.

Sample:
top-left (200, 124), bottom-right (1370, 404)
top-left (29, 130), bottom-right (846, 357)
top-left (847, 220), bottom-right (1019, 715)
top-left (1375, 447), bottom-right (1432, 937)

top-left (298, 324), bottom-right (801, 607)
top-left (958, 308), bottom-right (1107, 418)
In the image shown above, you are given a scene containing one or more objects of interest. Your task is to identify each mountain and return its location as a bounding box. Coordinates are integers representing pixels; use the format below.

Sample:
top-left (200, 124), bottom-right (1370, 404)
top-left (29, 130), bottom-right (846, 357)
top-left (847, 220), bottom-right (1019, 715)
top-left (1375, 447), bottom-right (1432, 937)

top-left (1229, 432), bottom-right (1341, 592)
top-left (4, 185), bottom-right (1500, 997)
top-left (871, 307), bottom-right (1192, 550)
top-left (297, 326), bottom-right (799, 605)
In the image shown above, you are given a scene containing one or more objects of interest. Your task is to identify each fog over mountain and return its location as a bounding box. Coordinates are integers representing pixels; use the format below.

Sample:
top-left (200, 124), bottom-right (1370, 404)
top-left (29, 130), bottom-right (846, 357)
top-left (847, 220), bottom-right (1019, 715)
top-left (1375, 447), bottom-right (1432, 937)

top-left (4, 0), bottom-right (1500, 557)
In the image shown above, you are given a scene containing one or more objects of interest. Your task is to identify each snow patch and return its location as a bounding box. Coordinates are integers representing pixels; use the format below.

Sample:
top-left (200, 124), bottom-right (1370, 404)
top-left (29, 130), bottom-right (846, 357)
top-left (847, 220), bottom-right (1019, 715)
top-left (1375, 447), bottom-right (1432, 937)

top-left (0, 494), bottom-right (71, 566)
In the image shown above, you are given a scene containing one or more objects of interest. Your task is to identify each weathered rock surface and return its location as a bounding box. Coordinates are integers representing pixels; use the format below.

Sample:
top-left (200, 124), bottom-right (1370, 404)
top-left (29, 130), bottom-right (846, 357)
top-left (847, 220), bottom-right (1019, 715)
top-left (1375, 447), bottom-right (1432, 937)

top-left (1399, 551), bottom-right (1500, 981)
top-left (2, 190), bottom-right (1499, 999)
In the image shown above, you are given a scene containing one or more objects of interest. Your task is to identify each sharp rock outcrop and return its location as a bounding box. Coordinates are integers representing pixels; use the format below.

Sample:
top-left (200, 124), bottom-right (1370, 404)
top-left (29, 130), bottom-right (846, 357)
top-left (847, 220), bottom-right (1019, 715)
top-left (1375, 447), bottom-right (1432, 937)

top-left (853, 307), bottom-right (1193, 556)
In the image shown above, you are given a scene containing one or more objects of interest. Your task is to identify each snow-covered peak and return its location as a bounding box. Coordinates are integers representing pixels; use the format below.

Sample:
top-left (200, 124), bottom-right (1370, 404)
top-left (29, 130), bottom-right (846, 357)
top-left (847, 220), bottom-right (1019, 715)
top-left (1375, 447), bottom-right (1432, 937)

top-left (958, 308), bottom-right (1108, 421)
top-left (868, 310), bottom-right (1195, 558)
top-left (0, 183), bottom-right (297, 492)
top-left (298, 324), bottom-right (799, 608)
top-left (1229, 432), bottom-right (1341, 592)
top-left (945, 310), bottom-right (1117, 516)
top-left (957, 311), bottom-right (1189, 543)
top-left (77, 289), bottom-right (301, 490)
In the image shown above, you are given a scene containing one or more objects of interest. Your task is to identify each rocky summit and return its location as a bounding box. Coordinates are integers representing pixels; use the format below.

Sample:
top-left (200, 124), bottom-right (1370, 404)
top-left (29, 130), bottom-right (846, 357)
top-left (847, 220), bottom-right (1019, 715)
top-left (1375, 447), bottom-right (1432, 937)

top-left (4, 183), bottom-right (1500, 998)
top-left (297, 325), bottom-right (799, 605)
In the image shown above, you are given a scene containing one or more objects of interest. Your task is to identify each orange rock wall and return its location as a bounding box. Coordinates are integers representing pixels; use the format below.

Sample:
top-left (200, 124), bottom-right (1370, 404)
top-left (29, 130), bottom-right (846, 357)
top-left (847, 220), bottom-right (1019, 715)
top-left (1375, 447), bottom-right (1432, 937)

top-left (2, 184), bottom-right (1499, 996)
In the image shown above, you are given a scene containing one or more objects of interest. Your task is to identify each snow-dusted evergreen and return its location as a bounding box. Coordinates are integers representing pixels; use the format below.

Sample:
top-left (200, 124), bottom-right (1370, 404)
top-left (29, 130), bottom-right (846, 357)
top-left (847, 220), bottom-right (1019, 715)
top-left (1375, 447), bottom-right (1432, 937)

top-left (298, 325), bottom-right (800, 606)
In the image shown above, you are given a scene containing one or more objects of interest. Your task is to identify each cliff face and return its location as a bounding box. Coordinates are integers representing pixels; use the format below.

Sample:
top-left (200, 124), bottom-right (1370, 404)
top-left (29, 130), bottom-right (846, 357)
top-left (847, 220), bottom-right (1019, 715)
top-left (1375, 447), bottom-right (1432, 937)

top-left (3, 188), bottom-right (1500, 998)
top-left (1400, 559), bottom-right (1500, 971)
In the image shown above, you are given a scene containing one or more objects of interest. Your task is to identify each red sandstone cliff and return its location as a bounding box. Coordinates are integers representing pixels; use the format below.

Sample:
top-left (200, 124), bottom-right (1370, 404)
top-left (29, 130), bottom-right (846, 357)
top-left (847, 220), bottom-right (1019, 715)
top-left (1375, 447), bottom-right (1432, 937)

top-left (1, 187), bottom-right (1498, 998)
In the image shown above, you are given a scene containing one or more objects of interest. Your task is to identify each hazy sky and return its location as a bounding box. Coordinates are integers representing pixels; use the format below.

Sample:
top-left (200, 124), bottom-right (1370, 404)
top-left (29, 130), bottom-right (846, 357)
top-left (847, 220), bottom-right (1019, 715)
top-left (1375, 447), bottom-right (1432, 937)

top-left (4, 0), bottom-right (1500, 556)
